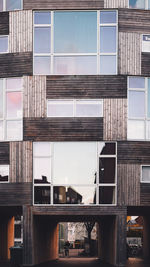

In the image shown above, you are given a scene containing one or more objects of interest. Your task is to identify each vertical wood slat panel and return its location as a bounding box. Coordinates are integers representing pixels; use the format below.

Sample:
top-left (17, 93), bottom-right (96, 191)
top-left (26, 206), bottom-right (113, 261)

top-left (103, 99), bottom-right (127, 141)
top-left (23, 76), bottom-right (46, 118)
top-left (9, 10), bottom-right (32, 53)
top-left (118, 32), bottom-right (141, 75)
top-left (23, 206), bottom-right (33, 265)
top-left (117, 164), bottom-right (140, 206)
top-left (104, 0), bottom-right (128, 8)
top-left (9, 142), bottom-right (32, 183)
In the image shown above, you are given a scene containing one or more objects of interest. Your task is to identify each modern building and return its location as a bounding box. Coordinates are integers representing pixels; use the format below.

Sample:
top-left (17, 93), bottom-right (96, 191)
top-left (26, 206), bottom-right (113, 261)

top-left (0, 0), bottom-right (150, 266)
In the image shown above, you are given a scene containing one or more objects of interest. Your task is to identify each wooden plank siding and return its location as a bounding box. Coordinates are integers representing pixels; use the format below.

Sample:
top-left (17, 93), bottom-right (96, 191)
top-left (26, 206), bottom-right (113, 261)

top-left (46, 75), bottom-right (127, 99)
top-left (23, 118), bottom-right (103, 141)
top-left (141, 52), bottom-right (150, 76)
top-left (118, 32), bottom-right (141, 75)
top-left (9, 142), bottom-right (32, 183)
top-left (0, 52), bottom-right (32, 78)
top-left (0, 142), bottom-right (9, 165)
top-left (23, 0), bottom-right (104, 9)
top-left (9, 10), bottom-right (32, 53)
top-left (23, 76), bottom-right (46, 118)
top-left (103, 99), bottom-right (127, 141)
top-left (141, 184), bottom-right (150, 206)
top-left (0, 12), bottom-right (9, 35)
top-left (104, 0), bottom-right (128, 8)
top-left (117, 164), bottom-right (140, 206)
top-left (118, 9), bottom-right (150, 33)
top-left (118, 141), bottom-right (150, 164)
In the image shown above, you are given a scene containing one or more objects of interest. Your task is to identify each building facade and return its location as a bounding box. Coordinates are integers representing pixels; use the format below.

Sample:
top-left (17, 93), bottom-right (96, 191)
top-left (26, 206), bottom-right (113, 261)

top-left (0, 0), bottom-right (150, 266)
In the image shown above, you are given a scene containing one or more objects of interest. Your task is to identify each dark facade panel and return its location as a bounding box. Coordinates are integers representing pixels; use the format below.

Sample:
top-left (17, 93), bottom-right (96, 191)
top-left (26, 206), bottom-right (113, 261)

top-left (0, 142), bottom-right (9, 165)
top-left (0, 52), bottom-right (32, 78)
top-left (141, 184), bottom-right (150, 206)
top-left (24, 0), bottom-right (104, 9)
top-left (23, 117), bottom-right (103, 141)
top-left (0, 12), bottom-right (9, 35)
top-left (46, 75), bottom-right (127, 99)
top-left (118, 9), bottom-right (150, 33)
top-left (0, 183), bottom-right (32, 205)
top-left (118, 141), bottom-right (150, 164)
top-left (141, 53), bottom-right (150, 76)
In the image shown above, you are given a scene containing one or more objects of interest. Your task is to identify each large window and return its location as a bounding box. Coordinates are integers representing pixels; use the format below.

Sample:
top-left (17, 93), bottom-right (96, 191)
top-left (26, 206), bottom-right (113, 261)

top-left (0, 36), bottom-right (8, 53)
top-left (129, 0), bottom-right (150, 9)
top-left (33, 11), bottom-right (118, 75)
top-left (33, 142), bottom-right (117, 205)
top-left (0, 78), bottom-right (23, 141)
top-left (0, 0), bottom-right (22, 11)
top-left (0, 165), bottom-right (9, 182)
top-left (141, 166), bottom-right (150, 182)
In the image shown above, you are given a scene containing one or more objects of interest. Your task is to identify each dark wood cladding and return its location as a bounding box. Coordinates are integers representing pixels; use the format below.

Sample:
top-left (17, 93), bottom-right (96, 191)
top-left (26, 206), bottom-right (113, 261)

top-left (118, 141), bottom-right (150, 164)
top-left (0, 52), bottom-right (32, 78)
top-left (23, 117), bottom-right (103, 141)
top-left (142, 53), bottom-right (150, 76)
top-left (0, 12), bottom-right (9, 35)
top-left (0, 183), bottom-right (32, 205)
top-left (0, 142), bottom-right (9, 165)
top-left (46, 75), bottom-right (127, 99)
top-left (24, 0), bottom-right (104, 10)
top-left (141, 184), bottom-right (150, 206)
top-left (119, 9), bottom-right (150, 33)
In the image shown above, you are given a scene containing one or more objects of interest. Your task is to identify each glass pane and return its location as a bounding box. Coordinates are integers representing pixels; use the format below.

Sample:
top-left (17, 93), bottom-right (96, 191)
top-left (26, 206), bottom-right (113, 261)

top-left (149, 0), bottom-right (150, 9)
top-left (33, 158), bottom-right (51, 183)
top-left (146, 121), bottom-right (150, 139)
top-left (100, 11), bottom-right (117, 24)
top-left (34, 56), bottom-right (51, 75)
top-left (6, 120), bottom-right (22, 140)
top-left (54, 186), bottom-right (96, 205)
top-left (54, 56), bottom-right (97, 75)
top-left (99, 186), bottom-right (116, 204)
top-left (99, 158), bottom-right (116, 183)
top-left (100, 26), bottom-right (116, 53)
top-left (129, 77), bottom-right (145, 88)
top-left (0, 80), bottom-right (3, 118)
top-left (54, 11), bottom-right (97, 53)
top-left (128, 120), bottom-right (145, 140)
top-left (0, 0), bottom-right (3, 11)
top-left (6, 0), bottom-right (22, 11)
top-left (33, 142), bottom-right (51, 157)
top-left (100, 55), bottom-right (116, 75)
top-left (34, 186), bottom-right (50, 204)
top-left (6, 92), bottom-right (22, 118)
top-left (142, 166), bottom-right (150, 182)
top-left (0, 37), bottom-right (8, 53)
top-left (53, 142), bottom-right (97, 185)
top-left (6, 78), bottom-right (22, 90)
top-left (34, 12), bottom-right (51, 24)
top-left (0, 165), bottom-right (9, 182)
top-left (76, 101), bottom-right (103, 117)
top-left (129, 0), bottom-right (145, 9)
top-left (47, 101), bottom-right (74, 117)
top-left (148, 79), bottom-right (150, 118)
top-left (0, 121), bottom-right (3, 140)
top-left (99, 142), bottom-right (116, 155)
top-left (142, 35), bottom-right (150, 52)
top-left (129, 91), bottom-right (145, 118)
top-left (34, 27), bottom-right (51, 53)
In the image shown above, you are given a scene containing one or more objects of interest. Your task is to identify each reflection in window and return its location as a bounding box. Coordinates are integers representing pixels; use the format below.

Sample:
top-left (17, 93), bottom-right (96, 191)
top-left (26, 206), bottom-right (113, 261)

top-left (129, 0), bottom-right (145, 9)
top-left (99, 158), bottom-right (116, 184)
top-left (33, 10), bottom-right (118, 75)
top-left (0, 0), bottom-right (22, 11)
top-left (0, 165), bottom-right (9, 182)
top-left (34, 186), bottom-right (50, 204)
top-left (142, 35), bottom-right (150, 52)
top-left (142, 166), bottom-right (150, 182)
top-left (99, 186), bottom-right (115, 204)
top-left (0, 0), bottom-right (3, 11)
top-left (0, 36), bottom-right (8, 53)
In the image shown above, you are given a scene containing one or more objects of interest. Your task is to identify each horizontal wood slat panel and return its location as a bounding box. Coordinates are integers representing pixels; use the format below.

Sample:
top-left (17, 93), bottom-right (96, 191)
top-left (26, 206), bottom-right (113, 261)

top-left (117, 164), bottom-right (140, 206)
top-left (9, 142), bottom-right (32, 183)
top-left (46, 75), bottom-right (127, 99)
top-left (104, 0), bottom-right (128, 8)
top-left (119, 9), bottom-right (150, 33)
top-left (118, 141), bottom-right (150, 164)
top-left (103, 98), bottom-right (127, 141)
top-left (0, 183), bottom-right (32, 205)
top-left (23, 118), bottom-right (103, 141)
top-left (119, 32), bottom-right (141, 75)
top-left (0, 12), bottom-right (9, 35)
top-left (141, 184), bottom-right (150, 206)
top-left (0, 52), bottom-right (32, 78)
top-left (141, 53), bottom-right (150, 76)
top-left (0, 142), bottom-right (9, 165)
top-left (24, 0), bottom-right (104, 9)
top-left (9, 10), bottom-right (32, 53)
top-left (23, 76), bottom-right (46, 118)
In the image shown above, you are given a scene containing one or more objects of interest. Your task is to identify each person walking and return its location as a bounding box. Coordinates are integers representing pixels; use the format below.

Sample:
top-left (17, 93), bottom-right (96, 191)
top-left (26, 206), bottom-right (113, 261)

top-left (64, 240), bottom-right (70, 257)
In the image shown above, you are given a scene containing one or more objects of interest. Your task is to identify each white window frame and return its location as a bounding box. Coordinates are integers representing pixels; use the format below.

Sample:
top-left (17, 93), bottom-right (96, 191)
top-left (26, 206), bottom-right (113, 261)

top-left (33, 10), bottom-right (118, 75)
top-left (0, 78), bottom-right (23, 142)
top-left (33, 141), bottom-right (117, 206)
top-left (0, 35), bottom-right (9, 54)
top-left (141, 165), bottom-right (150, 183)
top-left (128, 0), bottom-right (149, 9)
top-left (1, 0), bottom-right (23, 11)
top-left (47, 99), bottom-right (103, 118)
top-left (0, 164), bottom-right (9, 183)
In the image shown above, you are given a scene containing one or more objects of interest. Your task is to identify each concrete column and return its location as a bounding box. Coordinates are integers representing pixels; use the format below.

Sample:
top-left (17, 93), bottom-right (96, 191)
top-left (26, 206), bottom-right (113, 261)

top-left (0, 216), bottom-right (14, 260)
top-left (143, 216), bottom-right (150, 260)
